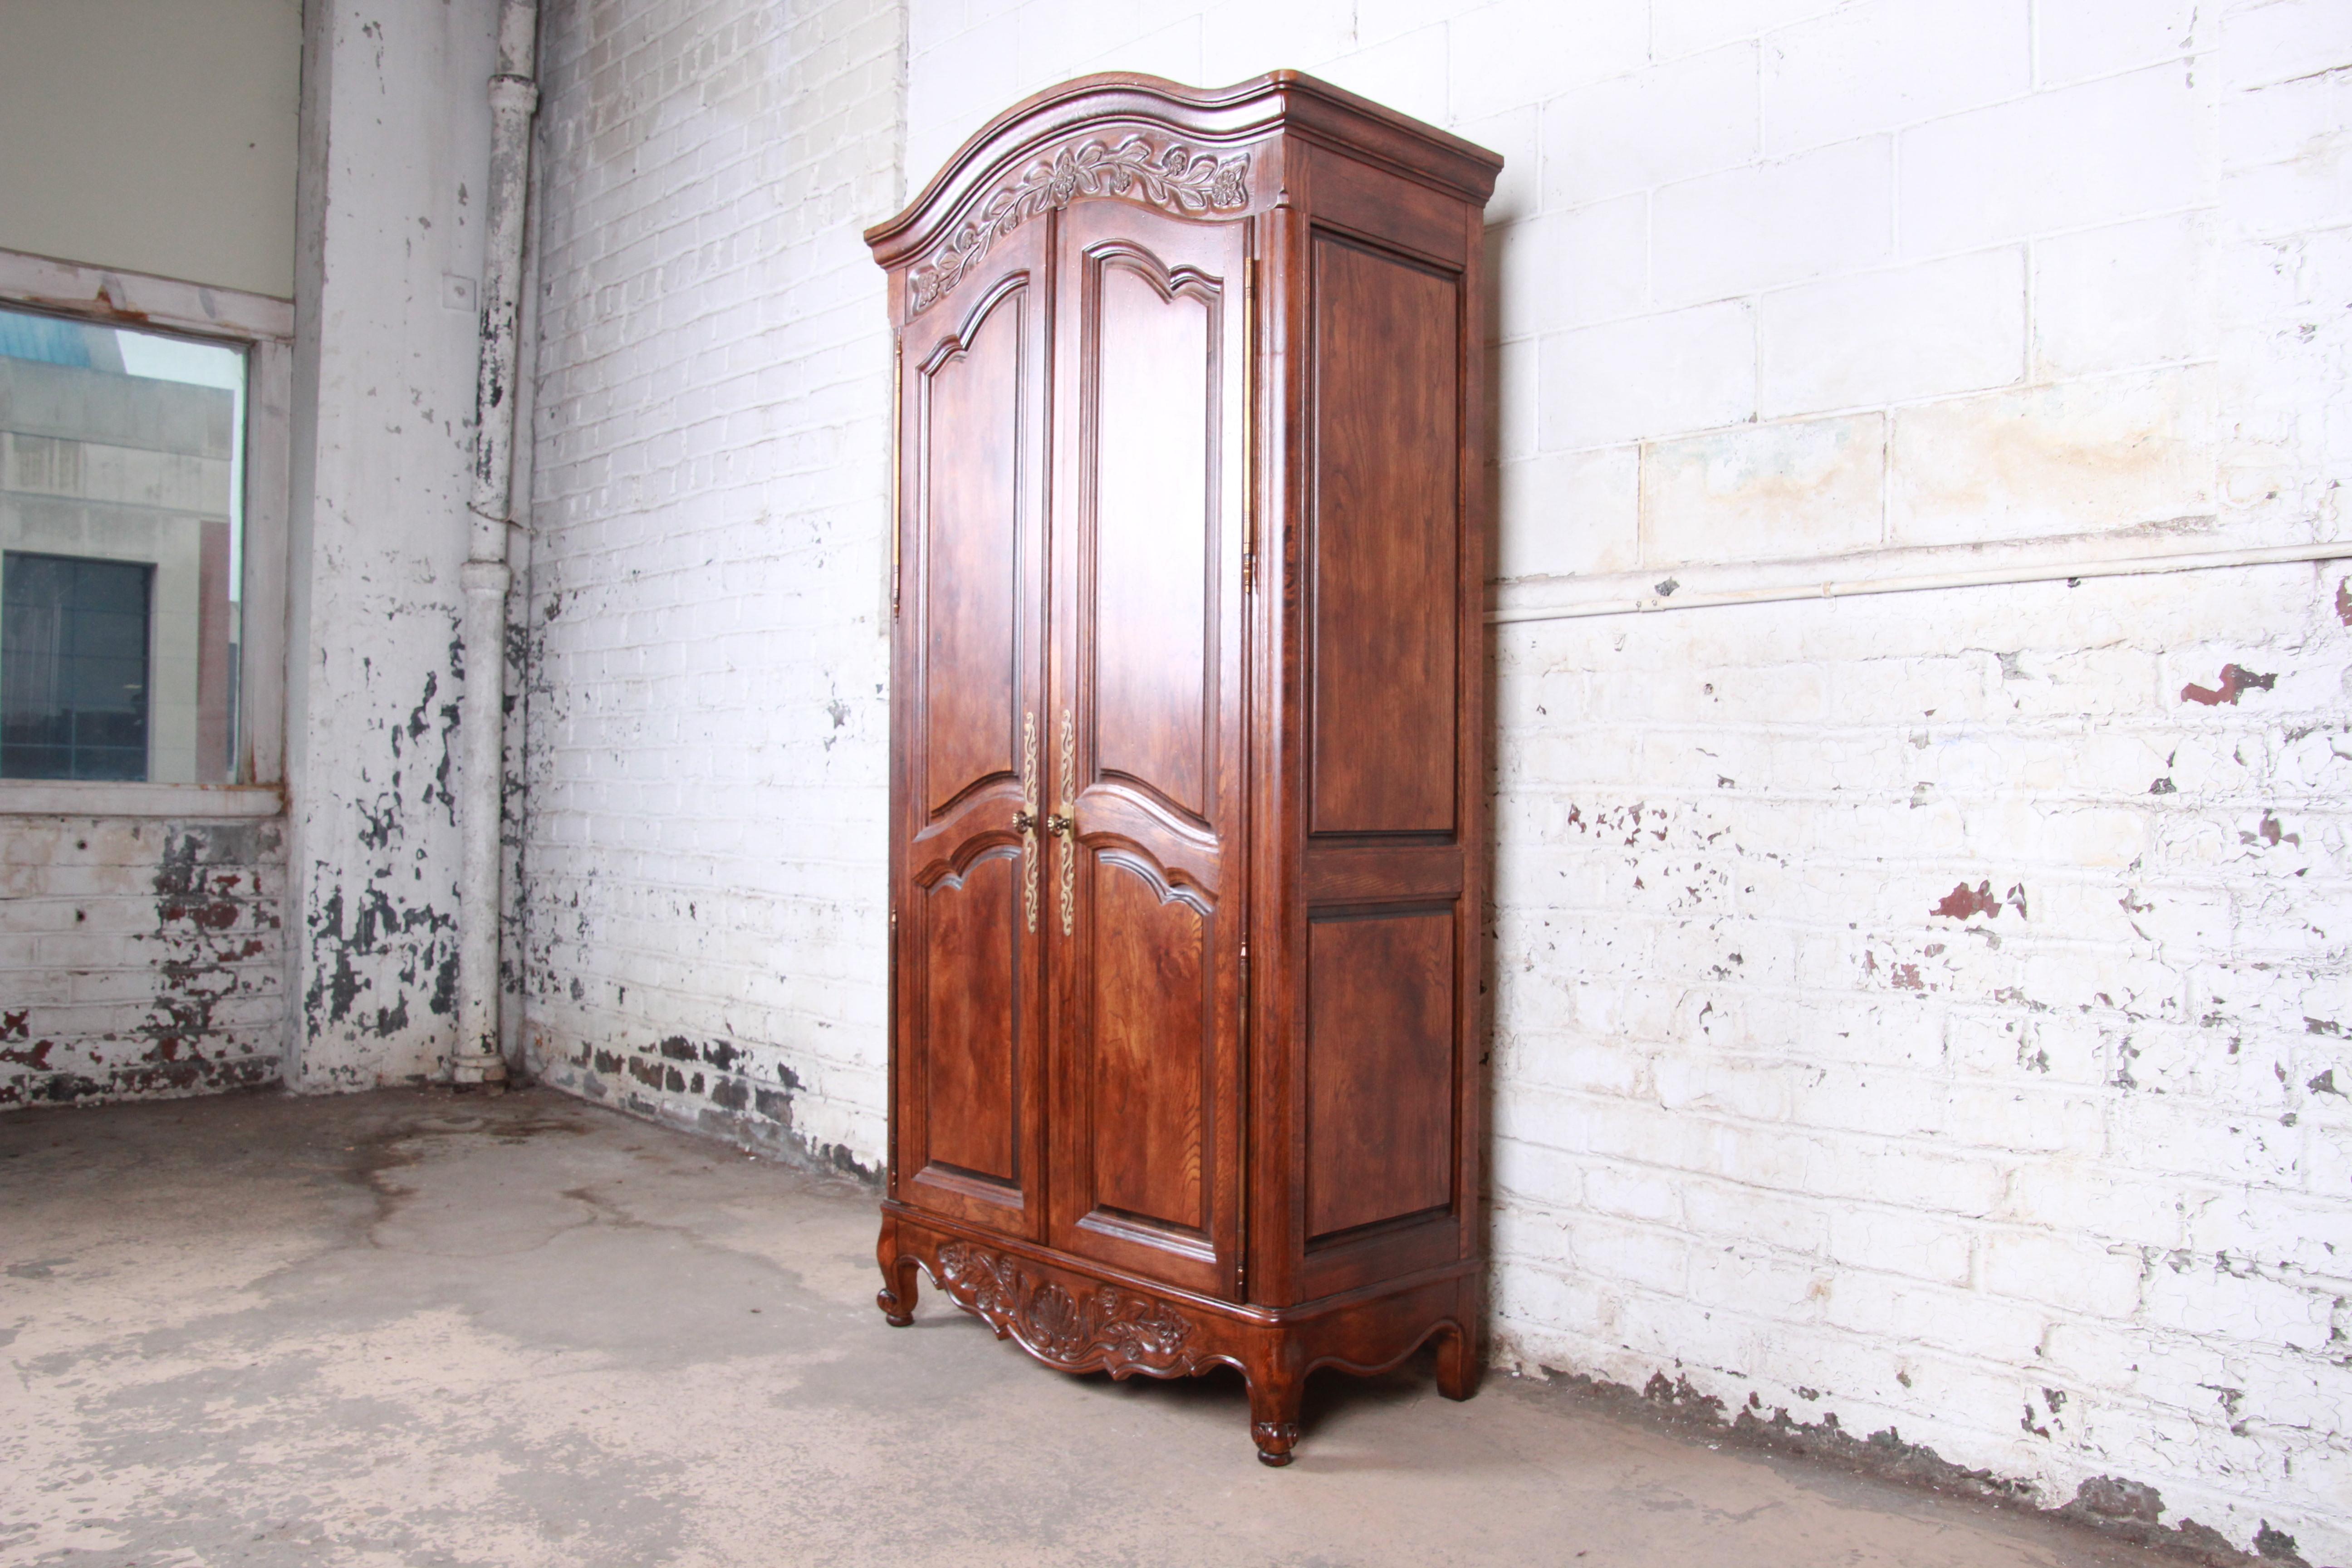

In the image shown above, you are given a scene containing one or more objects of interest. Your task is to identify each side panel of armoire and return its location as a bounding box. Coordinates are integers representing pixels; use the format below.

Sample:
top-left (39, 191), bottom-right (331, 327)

top-left (1256, 142), bottom-right (1488, 1309)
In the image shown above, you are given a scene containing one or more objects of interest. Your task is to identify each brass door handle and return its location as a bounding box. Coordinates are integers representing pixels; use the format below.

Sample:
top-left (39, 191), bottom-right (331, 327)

top-left (1055, 710), bottom-right (1076, 935)
top-left (1019, 711), bottom-right (1040, 932)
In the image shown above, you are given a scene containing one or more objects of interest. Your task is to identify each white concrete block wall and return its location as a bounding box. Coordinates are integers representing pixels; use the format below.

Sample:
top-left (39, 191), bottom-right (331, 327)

top-left (520, 0), bottom-right (901, 1170)
top-left (881, 2), bottom-right (2346, 1557)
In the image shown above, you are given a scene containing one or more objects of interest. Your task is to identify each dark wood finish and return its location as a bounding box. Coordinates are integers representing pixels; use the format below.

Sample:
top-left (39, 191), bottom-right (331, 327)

top-left (1307, 231), bottom-right (1461, 838)
top-left (1048, 197), bottom-right (1249, 1302)
top-left (1302, 142), bottom-right (1470, 265)
top-left (869, 71), bottom-right (1499, 1465)
top-left (892, 220), bottom-right (1052, 1239)
top-left (876, 1202), bottom-right (1479, 1466)
top-left (1306, 907), bottom-right (1457, 1240)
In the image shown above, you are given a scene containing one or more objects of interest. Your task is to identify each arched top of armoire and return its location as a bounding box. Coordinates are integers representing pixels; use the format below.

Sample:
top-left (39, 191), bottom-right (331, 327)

top-left (863, 71), bottom-right (1504, 312)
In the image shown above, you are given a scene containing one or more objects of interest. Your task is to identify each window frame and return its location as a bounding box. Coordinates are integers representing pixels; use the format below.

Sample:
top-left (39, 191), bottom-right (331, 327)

top-left (0, 245), bottom-right (290, 817)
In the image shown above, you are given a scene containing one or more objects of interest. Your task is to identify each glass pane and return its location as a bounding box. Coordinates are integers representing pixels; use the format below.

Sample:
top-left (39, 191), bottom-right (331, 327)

top-left (2, 553), bottom-right (152, 780)
top-left (0, 303), bottom-right (246, 783)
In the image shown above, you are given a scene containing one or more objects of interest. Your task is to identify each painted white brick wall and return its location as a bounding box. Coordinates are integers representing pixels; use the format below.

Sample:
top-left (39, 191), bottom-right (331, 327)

top-left (284, 0), bottom-right (504, 1092)
top-left (519, 0), bottom-right (2348, 1557)
top-left (1492, 564), bottom-right (2350, 1557)
top-left (0, 816), bottom-right (287, 1106)
top-left (520, 0), bottom-right (902, 1170)
top-left (885, 2), bottom-right (2347, 1557)
top-left (0, 0), bottom-right (496, 1110)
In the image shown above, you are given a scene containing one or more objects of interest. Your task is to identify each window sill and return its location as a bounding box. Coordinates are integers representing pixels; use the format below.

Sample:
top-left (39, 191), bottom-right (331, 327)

top-left (0, 781), bottom-right (284, 818)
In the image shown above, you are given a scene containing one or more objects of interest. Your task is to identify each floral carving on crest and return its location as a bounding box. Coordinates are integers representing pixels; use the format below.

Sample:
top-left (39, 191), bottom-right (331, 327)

top-left (907, 136), bottom-right (1251, 317)
top-left (936, 1240), bottom-right (1199, 1372)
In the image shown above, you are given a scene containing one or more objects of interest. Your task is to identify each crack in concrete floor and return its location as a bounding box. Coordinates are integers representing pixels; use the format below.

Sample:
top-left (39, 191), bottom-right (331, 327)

top-left (0, 1088), bottom-right (2195, 1568)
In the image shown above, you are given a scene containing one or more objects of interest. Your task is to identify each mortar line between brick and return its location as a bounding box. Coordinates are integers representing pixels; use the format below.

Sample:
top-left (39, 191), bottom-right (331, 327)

top-left (1494, 540), bottom-right (2352, 624)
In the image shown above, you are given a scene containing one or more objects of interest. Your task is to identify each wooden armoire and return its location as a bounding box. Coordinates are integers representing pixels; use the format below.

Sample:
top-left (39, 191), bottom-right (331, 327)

top-left (866, 72), bottom-right (1499, 1465)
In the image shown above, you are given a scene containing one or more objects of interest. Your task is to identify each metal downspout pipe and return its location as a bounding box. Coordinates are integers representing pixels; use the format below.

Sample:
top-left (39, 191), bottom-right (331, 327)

top-left (452, 0), bottom-right (539, 1085)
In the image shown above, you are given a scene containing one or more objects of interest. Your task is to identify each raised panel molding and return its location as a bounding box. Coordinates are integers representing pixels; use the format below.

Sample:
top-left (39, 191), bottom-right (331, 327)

top-left (918, 275), bottom-right (1029, 816)
top-left (916, 848), bottom-right (1023, 1186)
top-left (1084, 240), bottom-right (1222, 828)
top-left (1043, 195), bottom-right (1246, 1308)
top-left (1307, 234), bottom-right (1463, 838)
top-left (1305, 906), bottom-right (1458, 1241)
top-left (1084, 850), bottom-right (1214, 1236)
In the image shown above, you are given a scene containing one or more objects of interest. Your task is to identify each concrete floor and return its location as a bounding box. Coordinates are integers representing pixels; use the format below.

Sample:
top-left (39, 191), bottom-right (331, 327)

top-left (0, 1088), bottom-right (2196, 1568)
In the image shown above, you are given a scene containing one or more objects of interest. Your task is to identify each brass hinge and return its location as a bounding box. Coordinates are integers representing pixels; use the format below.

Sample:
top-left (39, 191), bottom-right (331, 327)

top-left (890, 332), bottom-right (904, 619)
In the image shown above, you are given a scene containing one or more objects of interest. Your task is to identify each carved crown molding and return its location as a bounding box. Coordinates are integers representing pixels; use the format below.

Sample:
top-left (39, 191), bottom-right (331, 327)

top-left (936, 1240), bottom-right (1200, 1374)
top-left (907, 135), bottom-right (1251, 318)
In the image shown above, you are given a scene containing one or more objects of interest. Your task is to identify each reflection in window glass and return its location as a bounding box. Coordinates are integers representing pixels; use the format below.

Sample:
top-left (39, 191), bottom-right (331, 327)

top-left (2, 553), bottom-right (152, 779)
top-left (0, 304), bottom-right (245, 783)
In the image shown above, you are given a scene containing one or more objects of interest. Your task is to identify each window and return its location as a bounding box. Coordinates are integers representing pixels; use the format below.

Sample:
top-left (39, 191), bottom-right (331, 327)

top-left (0, 301), bottom-right (246, 784)
top-left (1, 552), bottom-right (153, 779)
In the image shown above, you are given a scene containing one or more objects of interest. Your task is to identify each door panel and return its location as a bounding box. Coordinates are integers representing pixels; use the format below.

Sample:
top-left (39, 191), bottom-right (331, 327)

top-left (921, 274), bottom-right (1028, 815)
top-left (1048, 201), bottom-right (1249, 1297)
top-left (1086, 852), bottom-right (1212, 1235)
top-left (895, 224), bottom-right (1050, 1236)
top-left (920, 847), bottom-right (1024, 1182)
top-left (1090, 254), bottom-right (1214, 824)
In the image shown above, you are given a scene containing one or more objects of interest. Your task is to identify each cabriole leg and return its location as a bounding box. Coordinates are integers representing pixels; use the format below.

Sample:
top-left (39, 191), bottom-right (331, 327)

top-left (1435, 1319), bottom-right (1480, 1401)
top-left (876, 1220), bottom-right (920, 1327)
top-left (1247, 1349), bottom-right (1307, 1467)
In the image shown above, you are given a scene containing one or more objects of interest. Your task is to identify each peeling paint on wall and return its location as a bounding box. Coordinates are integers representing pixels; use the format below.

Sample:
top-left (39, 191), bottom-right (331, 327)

top-left (0, 818), bottom-right (287, 1107)
top-left (2182, 664), bottom-right (2279, 708)
top-left (299, 652), bottom-right (471, 1087)
top-left (1529, 1367), bottom-right (2311, 1568)
top-left (283, 0), bottom-right (504, 1094)
top-left (1489, 563), bottom-right (2352, 1562)
top-left (534, 1024), bottom-right (876, 1180)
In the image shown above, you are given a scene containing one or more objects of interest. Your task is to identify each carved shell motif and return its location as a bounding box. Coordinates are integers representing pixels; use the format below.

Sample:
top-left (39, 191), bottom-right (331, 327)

top-left (936, 1241), bottom-right (1198, 1371)
top-left (907, 136), bottom-right (1252, 318)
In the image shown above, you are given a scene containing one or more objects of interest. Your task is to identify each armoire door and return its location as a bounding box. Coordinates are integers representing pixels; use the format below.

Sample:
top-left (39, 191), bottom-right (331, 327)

top-left (1045, 201), bottom-right (1251, 1299)
top-left (892, 220), bottom-right (1052, 1238)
